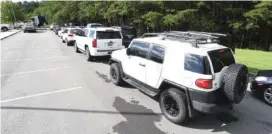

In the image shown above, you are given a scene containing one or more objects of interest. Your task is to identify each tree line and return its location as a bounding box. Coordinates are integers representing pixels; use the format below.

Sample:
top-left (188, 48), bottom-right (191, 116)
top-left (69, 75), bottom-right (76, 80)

top-left (1, 1), bottom-right (271, 51)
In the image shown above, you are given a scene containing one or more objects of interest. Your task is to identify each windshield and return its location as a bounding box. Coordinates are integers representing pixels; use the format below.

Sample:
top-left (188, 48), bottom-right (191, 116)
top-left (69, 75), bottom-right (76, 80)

top-left (96, 31), bottom-right (122, 39)
top-left (208, 48), bottom-right (235, 73)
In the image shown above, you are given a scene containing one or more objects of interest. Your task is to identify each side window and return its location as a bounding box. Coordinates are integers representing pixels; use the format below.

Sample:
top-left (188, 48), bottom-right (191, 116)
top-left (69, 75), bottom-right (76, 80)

top-left (184, 53), bottom-right (211, 74)
top-left (79, 29), bottom-right (86, 37)
top-left (89, 31), bottom-right (95, 38)
top-left (130, 41), bottom-right (150, 58)
top-left (150, 45), bottom-right (165, 64)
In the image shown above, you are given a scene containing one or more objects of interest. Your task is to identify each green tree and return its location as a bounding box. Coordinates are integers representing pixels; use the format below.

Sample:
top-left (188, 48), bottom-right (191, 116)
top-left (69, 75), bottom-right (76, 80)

top-left (1, 1), bottom-right (25, 23)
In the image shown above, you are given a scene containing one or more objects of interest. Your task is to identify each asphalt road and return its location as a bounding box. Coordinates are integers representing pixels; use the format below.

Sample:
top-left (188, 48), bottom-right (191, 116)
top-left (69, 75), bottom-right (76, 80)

top-left (1, 30), bottom-right (272, 134)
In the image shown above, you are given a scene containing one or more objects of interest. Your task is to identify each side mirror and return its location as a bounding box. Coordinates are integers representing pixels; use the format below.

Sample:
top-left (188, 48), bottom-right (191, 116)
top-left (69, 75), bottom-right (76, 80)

top-left (126, 48), bottom-right (131, 55)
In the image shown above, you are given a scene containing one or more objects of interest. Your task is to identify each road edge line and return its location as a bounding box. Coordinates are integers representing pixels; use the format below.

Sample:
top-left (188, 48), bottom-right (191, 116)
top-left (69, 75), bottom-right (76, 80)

top-left (1, 30), bottom-right (22, 40)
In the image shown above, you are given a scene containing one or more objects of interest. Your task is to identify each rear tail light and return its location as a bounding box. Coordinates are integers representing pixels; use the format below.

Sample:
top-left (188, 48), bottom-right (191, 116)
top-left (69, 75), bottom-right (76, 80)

top-left (195, 79), bottom-right (212, 89)
top-left (68, 34), bottom-right (73, 37)
top-left (92, 39), bottom-right (97, 48)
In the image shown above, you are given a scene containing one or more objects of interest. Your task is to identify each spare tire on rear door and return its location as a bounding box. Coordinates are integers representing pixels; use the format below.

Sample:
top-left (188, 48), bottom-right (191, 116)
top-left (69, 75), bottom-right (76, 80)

top-left (223, 63), bottom-right (248, 104)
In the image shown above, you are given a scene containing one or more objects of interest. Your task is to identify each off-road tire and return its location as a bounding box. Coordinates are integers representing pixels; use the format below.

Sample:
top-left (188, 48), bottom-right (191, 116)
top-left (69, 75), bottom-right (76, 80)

top-left (110, 63), bottom-right (124, 86)
top-left (160, 88), bottom-right (188, 124)
top-left (223, 63), bottom-right (248, 104)
top-left (85, 46), bottom-right (93, 61)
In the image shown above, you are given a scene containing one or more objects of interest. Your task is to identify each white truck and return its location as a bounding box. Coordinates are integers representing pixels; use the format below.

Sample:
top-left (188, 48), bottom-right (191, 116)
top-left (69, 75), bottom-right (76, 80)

top-left (1, 24), bottom-right (11, 32)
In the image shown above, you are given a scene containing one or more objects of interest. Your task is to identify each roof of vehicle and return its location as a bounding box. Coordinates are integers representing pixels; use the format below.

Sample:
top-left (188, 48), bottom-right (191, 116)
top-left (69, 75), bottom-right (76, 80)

top-left (88, 27), bottom-right (121, 31)
top-left (133, 36), bottom-right (229, 54)
top-left (87, 23), bottom-right (102, 25)
top-left (111, 25), bottom-right (135, 29)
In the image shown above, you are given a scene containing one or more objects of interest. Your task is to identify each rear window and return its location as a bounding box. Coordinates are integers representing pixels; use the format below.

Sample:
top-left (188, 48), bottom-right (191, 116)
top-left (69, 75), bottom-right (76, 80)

top-left (208, 48), bottom-right (235, 73)
top-left (96, 31), bottom-right (122, 39)
top-left (184, 54), bottom-right (211, 75)
top-left (70, 29), bottom-right (80, 34)
top-left (90, 25), bottom-right (102, 27)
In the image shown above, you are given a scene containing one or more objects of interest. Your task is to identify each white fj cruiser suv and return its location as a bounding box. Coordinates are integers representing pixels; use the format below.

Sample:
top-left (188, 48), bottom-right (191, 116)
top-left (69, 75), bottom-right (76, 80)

top-left (74, 27), bottom-right (124, 61)
top-left (109, 31), bottom-right (248, 124)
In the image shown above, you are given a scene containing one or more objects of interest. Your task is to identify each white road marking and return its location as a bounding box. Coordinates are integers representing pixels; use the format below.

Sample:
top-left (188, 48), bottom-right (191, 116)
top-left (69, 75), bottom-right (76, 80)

top-left (1, 56), bottom-right (68, 63)
top-left (1, 67), bottom-right (69, 76)
top-left (0, 87), bottom-right (83, 103)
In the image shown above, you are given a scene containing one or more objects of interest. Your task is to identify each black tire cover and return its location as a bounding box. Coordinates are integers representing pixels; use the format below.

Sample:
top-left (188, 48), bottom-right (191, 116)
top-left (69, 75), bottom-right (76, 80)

top-left (223, 63), bottom-right (248, 104)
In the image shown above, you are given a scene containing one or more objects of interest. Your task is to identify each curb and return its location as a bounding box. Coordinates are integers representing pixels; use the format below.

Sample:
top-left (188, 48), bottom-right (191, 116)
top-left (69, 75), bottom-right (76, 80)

top-left (1, 30), bottom-right (22, 40)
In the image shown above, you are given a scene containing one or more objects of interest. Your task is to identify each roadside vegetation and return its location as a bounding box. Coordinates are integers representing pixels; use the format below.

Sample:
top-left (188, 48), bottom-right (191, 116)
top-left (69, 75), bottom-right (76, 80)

top-left (235, 49), bottom-right (272, 73)
top-left (1, 1), bottom-right (271, 71)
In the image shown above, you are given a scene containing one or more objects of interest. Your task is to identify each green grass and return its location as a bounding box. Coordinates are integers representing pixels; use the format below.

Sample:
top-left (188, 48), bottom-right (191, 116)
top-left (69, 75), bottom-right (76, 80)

top-left (235, 49), bottom-right (272, 73)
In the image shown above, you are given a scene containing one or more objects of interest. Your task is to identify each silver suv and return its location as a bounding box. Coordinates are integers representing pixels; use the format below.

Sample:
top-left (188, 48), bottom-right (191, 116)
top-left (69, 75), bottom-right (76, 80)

top-left (23, 21), bottom-right (36, 33)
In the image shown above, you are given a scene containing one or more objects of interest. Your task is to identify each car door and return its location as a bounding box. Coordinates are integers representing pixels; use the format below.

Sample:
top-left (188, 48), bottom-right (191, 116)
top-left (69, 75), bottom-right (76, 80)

top-left (145, 44), bottom-right (165, 88)
top-left (77, 29), bottom-right (87, 50)
top-left (122, 41), bottom-right (150, 83)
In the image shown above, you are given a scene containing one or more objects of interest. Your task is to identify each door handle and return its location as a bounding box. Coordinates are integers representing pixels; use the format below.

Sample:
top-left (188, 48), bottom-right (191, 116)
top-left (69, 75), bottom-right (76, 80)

top-left (139, 63), bottom-right (146, 67)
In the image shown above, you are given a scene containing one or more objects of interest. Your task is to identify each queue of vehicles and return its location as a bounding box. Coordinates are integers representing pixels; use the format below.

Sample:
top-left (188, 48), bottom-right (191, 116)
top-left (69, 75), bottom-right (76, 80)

top-left (50, 23), bottom-right (272, 124)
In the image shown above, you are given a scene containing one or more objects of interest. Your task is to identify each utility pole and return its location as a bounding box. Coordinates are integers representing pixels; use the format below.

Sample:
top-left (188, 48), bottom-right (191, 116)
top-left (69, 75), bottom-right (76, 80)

top-left (11, 2), bottom-right (17, 24)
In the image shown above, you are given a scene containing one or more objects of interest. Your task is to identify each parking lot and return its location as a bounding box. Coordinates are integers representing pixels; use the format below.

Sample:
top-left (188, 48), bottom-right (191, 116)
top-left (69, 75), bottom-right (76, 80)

top-left (1, 30), bottom-right (272, 134)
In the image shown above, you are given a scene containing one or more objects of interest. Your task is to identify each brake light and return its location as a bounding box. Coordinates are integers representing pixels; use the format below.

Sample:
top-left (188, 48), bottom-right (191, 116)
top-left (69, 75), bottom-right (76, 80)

top-left (68, 34), bottom-right (73, 37)
top-left (195, 79), bottom-right (212, 89)
top-left (220, 50), bottom-right (224, 53)
top-left (92, 39), bottom-right (97, 48)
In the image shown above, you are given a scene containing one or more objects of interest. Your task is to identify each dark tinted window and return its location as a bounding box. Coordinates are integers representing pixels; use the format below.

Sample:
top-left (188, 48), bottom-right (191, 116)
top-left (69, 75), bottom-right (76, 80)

top-left (89, 24), bottom-right (102, 27)
top-left (130, 41), bottom-right (150, 58)
top-left (78, 30), bottom-right (86, 37)
top-left (70, 29), bottom-right (80, 34)
top-left (208, 48), bottom-right (235, 73)
top-left (63, 29), bottom-right (68, 33)
top-left (185, 54), bottom-right (211, 74)
top-left (150, 45), bottom-right (164, 64)
top-left (96, 31), bottom-right (121, 39)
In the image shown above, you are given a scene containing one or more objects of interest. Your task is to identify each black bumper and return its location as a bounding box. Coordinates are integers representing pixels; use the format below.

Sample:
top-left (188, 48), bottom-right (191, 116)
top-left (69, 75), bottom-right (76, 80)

top-left (189, 88), bottom-right (232, 113)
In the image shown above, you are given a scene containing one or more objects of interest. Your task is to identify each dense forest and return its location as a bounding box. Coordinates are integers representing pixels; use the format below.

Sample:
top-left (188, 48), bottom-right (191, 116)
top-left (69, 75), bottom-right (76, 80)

top-left (1, 1), bottom-right (272, 51)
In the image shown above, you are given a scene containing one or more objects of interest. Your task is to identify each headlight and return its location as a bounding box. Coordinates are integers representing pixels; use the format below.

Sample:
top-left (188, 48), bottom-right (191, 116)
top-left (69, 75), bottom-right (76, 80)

top-left (255, 76), bottom-right (267, 82)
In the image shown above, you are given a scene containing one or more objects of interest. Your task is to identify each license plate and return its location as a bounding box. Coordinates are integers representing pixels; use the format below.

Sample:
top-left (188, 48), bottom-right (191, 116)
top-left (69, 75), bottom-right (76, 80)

top-left (108, 42), bottom-right (113, 46)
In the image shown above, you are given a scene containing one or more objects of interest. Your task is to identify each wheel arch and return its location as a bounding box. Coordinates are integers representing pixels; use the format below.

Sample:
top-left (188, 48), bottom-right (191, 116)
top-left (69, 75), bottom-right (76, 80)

top-left (109, 58), bottom-right (124, 78)
top-left (158, 79), bottom-right (198, 118)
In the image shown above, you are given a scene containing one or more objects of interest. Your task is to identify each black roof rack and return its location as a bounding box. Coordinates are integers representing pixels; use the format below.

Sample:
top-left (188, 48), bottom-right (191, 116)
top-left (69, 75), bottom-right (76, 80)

top-left (140, 31), bottom-right (221, 48)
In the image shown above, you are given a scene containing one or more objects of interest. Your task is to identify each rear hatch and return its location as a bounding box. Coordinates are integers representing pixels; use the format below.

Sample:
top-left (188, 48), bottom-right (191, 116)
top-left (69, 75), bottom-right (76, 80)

top-left (207, 48), bottom-right (235, 89)
top-left (68, 29), bottom-right (81, 40)
top-left (96, 30), bottom-right (122, 50)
